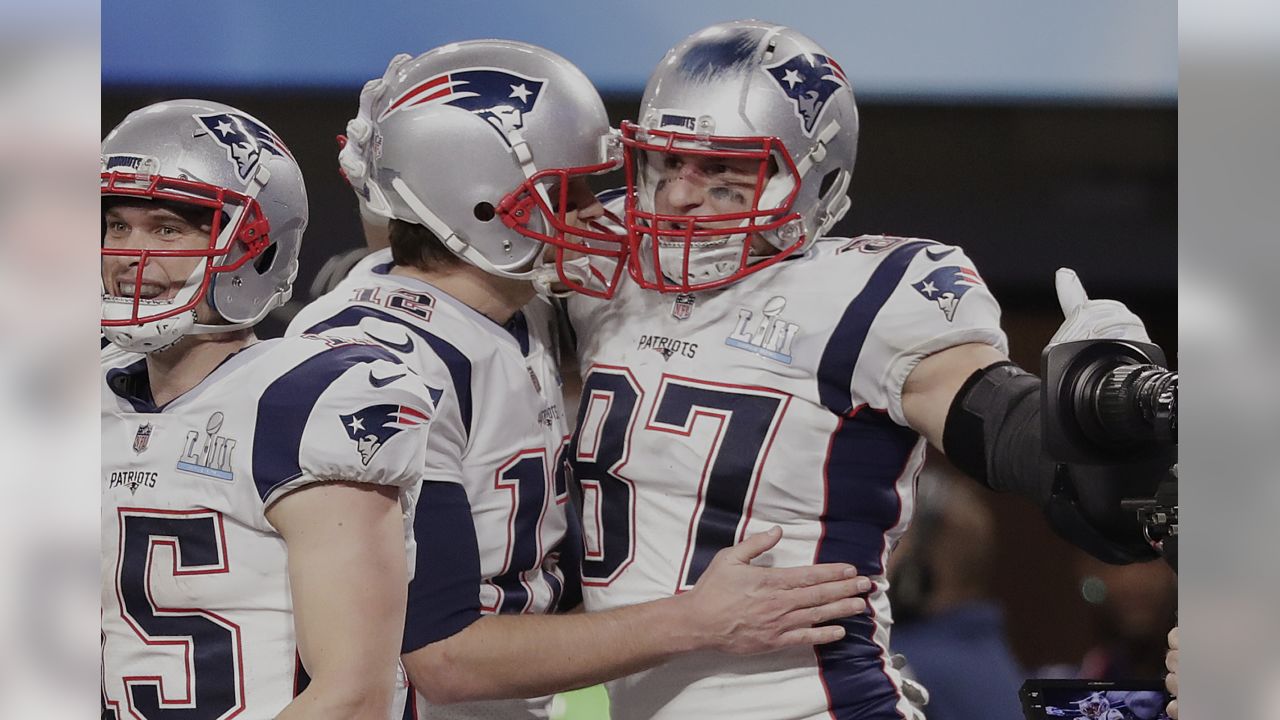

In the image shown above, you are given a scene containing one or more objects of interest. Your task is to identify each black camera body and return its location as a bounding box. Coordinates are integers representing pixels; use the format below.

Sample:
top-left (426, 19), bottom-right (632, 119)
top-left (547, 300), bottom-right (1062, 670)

top-left (1042, 340), bottom-right (1178, 570)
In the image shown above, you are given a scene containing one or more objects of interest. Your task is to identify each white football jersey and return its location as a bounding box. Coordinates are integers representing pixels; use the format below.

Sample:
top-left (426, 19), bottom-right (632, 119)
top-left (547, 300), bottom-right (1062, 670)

top-left (565, 236), bottom-right (1008, 720)
top-left (288, 249), bottom-right (573, 720)
top-left (101, 334), bottom-right (432, 719)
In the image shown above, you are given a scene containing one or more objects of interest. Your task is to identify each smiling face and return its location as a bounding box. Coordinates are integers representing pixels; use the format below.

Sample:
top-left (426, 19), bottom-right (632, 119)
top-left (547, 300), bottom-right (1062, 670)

top-left (101, 198), bottom-right (220, 323)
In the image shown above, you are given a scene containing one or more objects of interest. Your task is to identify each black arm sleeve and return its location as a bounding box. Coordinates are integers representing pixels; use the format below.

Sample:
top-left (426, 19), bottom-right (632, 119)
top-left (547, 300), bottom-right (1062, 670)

top-left (943, 362), bottom-right (1166, 564)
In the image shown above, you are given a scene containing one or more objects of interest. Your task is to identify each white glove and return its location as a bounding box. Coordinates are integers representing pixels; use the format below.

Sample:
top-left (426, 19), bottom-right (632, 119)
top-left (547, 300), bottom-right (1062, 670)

top-left (337, 53), bottom-right (413, 222)
top-left (1050, 268), bottom-right (1151, 345)
top-left (890, 653), bottom-right (929, 720)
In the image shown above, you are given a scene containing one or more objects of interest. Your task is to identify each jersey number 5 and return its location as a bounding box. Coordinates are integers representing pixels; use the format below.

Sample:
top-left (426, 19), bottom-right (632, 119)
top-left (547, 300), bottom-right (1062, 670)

top-left (107, 509), bottom-right (244, 720)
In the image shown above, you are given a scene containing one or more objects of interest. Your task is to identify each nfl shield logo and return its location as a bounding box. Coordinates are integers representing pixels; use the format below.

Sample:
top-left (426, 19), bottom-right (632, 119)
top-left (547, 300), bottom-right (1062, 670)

top-left (133, 423), bottom-right (153, 454)
top-left (672, 293), bottom-right (696, 321)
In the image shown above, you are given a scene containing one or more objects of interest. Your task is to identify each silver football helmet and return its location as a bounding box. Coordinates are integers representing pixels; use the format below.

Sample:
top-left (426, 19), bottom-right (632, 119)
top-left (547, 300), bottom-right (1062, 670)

top-left (623, 20), bottom-right (858, 292)
top-left (350, 40), bottom-right (627, 298)
top-left (101, 100), bottom-right (308, 352)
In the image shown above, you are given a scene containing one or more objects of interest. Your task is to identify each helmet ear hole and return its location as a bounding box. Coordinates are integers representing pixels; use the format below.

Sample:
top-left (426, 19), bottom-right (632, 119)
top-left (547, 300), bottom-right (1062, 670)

top-left (473, 202), bottom-right (496, 222)
top-left (253, 242), bottom-right (278, 274)
top-left (818, 168), bottom-right (841, 199)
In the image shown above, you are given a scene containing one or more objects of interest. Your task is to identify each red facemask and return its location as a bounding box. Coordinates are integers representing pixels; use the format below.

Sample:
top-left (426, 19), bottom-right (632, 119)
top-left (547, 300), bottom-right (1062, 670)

top-left (496, 159), bottom-right (629, 299)
top-left (620, 120), bottom-right (805, 293)
top-left (101, 170), bottom-right (270, 327)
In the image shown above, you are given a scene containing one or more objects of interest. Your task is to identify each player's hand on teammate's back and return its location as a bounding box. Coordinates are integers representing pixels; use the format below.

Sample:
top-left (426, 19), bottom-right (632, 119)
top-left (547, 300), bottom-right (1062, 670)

top-left (1165, 626), bottom-right (1178, 719)
top-left (1050, 267), bottom-right (1152, 344)
top-left (677, 526), bottom-right (871, 655)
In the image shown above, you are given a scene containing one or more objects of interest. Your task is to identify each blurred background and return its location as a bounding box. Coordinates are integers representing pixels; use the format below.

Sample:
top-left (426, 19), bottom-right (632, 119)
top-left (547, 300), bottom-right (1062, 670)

top-left (102, 1), bottom-right (1178, 345)
top-left (12, 0), bottom-right (1243, 717)
top-left (103, 8), bottom-right (1177, 714)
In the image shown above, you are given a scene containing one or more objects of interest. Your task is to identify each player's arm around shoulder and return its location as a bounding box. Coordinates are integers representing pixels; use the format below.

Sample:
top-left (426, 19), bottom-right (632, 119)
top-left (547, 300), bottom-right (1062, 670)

top-left (403, 526), bottom-right (872, 703)
top-left (261, 342), bottom-right (435, 719)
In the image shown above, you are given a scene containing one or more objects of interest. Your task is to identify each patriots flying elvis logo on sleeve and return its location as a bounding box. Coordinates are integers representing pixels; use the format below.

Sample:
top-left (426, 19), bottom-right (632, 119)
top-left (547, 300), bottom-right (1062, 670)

top-left (341, 403), bottom-right (430, 465)
top-left (912, 265), bottom-right (984, 322)
top-left (195, 112), bottom-right (293, 182)
top-left (765, 53), bottom-right (848, 135)
top-left (378, 68), bottom-right (546, 144)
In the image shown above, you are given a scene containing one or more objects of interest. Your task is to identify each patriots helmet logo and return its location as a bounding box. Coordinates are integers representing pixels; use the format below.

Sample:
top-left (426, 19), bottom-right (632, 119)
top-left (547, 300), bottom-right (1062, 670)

top-left (195, 112), bottom-right (293, 182)
top-left (340, 403), bottom-right (429, 465)
top-left (765, 53), bottom-right (848, 135)
top-left (912, 265), bottom-right (985, 322)
top-left (379, 68), bottom-right (546, 144)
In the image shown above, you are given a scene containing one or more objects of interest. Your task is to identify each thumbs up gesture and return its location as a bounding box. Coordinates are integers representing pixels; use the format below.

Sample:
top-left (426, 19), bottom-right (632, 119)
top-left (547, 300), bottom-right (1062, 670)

top-left (1049, 268), bottom-right (1152, 345)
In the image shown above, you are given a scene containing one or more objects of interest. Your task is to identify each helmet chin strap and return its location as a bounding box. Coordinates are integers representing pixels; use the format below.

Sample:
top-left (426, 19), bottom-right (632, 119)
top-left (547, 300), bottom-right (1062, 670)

top-left (101, 310), bottom-right (195, 354)
top-left (654, 225), bottom-right (748, 284)
top-left (102, 258), bottom-right (256, 355)
top-left (390, 176), bottom-right (541, 282)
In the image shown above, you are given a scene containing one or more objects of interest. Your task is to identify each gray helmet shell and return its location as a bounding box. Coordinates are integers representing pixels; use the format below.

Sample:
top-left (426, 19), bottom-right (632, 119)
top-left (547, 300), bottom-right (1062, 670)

top-left (361, 40), bottom-right (617, 279)
top-left (626, 20), bottom-right (858, 290)
top-left (101, 99), bottom-right (307, 351)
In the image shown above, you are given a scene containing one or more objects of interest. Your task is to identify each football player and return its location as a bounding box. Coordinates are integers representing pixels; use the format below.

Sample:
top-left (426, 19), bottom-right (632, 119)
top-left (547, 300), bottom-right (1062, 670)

top-left (101, 101), bottom-right (434, 719)
top-left (295, 41), bottom-right (877, 720)
top-left (561, 20), bottom-right (1166, 719)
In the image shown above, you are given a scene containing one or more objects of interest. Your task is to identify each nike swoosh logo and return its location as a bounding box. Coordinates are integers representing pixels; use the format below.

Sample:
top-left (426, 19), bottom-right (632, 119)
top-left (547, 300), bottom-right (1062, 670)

top-left (369, 371), bottom-right (407, 388)
top-left (365, 331), bottom-right (414, 354)
top-left (925, 247), bottom-right (956, 262)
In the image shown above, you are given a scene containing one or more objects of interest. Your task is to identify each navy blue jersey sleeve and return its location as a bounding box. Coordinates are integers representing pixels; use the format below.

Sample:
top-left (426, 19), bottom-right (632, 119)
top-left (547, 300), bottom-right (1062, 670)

top-left (818, 239), bottom-right (1007, 424)
top-left (295, 305), bottom-right (474, 441)
top-left (403, 480), bottom-right (483, 652)
top-left (252, 341), bottom-right (434, 508)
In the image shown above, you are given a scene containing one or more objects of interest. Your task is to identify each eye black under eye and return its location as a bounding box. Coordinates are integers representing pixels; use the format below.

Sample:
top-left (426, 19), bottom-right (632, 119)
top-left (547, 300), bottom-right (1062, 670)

top-left (708, 187), bottom-right (746, 203)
